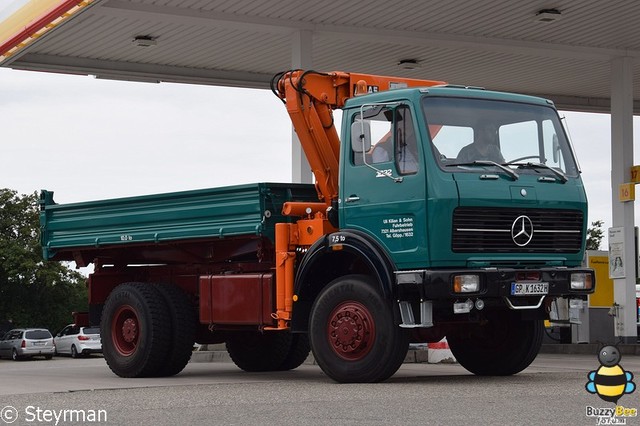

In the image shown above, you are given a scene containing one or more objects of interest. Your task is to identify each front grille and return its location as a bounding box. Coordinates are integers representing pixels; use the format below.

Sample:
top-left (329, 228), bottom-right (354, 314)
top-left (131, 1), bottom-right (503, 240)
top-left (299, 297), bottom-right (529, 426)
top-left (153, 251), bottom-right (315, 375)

top-left (452, 207), bottom-right (583, 253)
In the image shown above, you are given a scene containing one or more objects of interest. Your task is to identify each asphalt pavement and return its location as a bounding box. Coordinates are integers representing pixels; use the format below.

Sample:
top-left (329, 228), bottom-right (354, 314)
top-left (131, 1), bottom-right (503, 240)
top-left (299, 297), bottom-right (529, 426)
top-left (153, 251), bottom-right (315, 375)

top-left (1, 352), bottom-right (639, 425)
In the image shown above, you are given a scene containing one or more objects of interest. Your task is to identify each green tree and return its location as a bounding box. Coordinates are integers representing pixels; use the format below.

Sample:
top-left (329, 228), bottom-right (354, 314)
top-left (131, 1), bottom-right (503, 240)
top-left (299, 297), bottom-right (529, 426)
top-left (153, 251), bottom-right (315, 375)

top-left (586, 219), bottom-right (604, 251)
top-left (0, 189), bottom-right (87, 334)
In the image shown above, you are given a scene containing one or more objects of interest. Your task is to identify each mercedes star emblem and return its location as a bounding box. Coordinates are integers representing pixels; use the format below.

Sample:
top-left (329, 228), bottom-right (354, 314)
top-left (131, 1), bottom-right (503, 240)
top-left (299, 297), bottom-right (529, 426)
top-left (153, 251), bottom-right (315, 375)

top-left (511, 215), bottom-right (534, 246)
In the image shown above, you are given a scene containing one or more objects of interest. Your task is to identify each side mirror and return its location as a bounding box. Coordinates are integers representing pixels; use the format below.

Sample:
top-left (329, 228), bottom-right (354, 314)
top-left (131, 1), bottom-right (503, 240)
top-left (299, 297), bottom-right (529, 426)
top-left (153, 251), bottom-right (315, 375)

top-left (351, 119), bottom-right (371, 153)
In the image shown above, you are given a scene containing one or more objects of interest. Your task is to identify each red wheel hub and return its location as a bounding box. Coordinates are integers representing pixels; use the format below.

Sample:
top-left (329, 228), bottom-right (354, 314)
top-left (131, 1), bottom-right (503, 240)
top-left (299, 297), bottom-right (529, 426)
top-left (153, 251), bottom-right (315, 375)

top-left (327, 301), bottom-right (375, 361)
top-left (112, 305), bottom-right (139, 356)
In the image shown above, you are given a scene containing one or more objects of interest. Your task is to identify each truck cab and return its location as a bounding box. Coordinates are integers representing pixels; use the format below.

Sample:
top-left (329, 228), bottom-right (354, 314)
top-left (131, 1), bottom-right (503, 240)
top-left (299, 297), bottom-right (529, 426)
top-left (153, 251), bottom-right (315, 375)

top-left (341, 85), bottom-right (586, 266)
top-left (340, 87), bottom-right (587, 260)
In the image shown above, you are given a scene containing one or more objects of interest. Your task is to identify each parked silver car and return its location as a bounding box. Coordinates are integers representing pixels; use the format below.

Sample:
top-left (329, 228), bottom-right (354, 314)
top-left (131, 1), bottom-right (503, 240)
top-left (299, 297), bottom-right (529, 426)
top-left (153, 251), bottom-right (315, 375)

top-left (0, 328), bottom-right (55, 361)
top-left (54, 324), bottom-right (102, 358)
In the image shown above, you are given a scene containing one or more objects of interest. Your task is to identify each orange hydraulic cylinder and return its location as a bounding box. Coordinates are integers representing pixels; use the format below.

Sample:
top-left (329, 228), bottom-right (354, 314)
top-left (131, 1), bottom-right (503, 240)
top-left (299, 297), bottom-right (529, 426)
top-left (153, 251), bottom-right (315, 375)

top-left (273, 222), bottom-right (296, 330)
top-left (281, 201), bottom-right (328, 217)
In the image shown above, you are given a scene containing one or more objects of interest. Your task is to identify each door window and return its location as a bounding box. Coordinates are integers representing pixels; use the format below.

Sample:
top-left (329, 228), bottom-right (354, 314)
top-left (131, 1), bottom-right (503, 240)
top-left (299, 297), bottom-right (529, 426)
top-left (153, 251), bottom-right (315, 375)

top-left (351, 105), bottom-right (418, 175)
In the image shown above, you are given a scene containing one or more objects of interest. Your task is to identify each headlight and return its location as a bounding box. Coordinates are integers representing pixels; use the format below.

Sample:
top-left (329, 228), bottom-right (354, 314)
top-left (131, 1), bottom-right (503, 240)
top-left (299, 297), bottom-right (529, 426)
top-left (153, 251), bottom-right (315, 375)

top-left (453, 275), bottom-right (480, 293)
top-left (570, 273), bottom-right (593, 290)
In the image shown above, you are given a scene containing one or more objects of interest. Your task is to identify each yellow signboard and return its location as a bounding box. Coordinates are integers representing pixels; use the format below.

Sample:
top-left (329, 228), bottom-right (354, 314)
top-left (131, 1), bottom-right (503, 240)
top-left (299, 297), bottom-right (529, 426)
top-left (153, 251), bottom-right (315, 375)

top-left (631, 165), bottom-right (640, 183)
top-left (619, 183), bottom-right (635, 202)
top-left (588, 255), bottom-right (614, 307)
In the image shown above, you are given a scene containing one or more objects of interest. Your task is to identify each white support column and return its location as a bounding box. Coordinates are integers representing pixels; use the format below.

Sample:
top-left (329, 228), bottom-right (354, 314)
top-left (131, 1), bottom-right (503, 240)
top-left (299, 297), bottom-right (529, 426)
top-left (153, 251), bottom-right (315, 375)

top-left (291, 30), bottom-right (313, 184)
top-left (610, 56), bottom-right (637, 343)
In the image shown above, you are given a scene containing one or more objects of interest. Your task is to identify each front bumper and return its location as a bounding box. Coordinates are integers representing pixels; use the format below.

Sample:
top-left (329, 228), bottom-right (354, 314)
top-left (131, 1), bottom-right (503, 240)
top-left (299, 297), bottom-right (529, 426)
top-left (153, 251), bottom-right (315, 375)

top-left (393, 267), bottom-right (594, 327)
top-left (396, 267), bottom-right (595, 301)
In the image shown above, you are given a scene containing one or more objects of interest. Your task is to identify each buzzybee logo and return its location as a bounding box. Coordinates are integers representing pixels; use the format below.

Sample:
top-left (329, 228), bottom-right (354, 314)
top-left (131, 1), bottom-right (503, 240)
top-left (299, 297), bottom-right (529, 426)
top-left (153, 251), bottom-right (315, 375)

top-left (585, 345), bottom-right (637, 425)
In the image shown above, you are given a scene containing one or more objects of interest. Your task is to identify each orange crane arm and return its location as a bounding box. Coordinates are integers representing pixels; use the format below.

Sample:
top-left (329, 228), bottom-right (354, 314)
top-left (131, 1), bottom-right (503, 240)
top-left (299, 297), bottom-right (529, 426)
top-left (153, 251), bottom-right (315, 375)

top-left (272, 70), bottom-right (446, 205)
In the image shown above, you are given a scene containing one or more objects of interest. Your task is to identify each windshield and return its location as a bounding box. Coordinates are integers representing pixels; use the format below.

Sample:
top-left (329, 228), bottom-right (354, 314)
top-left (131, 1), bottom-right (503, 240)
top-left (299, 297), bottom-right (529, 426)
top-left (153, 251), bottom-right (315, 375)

top-left (422, 96), bottom-right (579, 177)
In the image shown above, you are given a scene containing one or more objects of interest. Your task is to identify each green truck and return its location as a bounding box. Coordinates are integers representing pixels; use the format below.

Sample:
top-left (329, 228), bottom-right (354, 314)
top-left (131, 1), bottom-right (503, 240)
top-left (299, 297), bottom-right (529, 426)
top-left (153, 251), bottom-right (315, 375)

top-left (39, 70), bottom-right (594, 383)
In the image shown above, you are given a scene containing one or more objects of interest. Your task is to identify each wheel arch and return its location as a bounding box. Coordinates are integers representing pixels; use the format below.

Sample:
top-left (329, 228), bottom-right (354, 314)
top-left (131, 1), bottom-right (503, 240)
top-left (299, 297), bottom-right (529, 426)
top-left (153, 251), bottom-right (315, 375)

top-left (291, 229), bottom-right (396, 332)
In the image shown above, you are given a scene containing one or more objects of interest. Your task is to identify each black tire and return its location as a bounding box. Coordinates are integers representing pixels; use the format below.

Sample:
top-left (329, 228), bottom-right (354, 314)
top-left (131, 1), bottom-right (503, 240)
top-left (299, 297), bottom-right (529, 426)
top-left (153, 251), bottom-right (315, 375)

top-left (277, 333), bottom-right (311, 371)
top-left (71, 345), bottom-right (78, 359)
top-left (153, 283), bottom-right (197, 377)
top-left (101, 282), bottom-right (172, 378)
top-left (226, 331), bottom-right (292, 372)
top-left (12, 349), bottom-right (20, 361)
top-left (309, 274), bottom-right (409, 383)
top-left (447, 310), bottom-right (543, 376)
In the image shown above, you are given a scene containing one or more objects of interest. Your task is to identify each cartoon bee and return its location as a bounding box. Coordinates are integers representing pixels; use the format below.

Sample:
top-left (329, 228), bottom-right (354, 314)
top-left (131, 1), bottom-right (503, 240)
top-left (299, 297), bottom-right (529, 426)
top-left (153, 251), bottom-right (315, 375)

top-left (586, 345), bottom-right (636, 403)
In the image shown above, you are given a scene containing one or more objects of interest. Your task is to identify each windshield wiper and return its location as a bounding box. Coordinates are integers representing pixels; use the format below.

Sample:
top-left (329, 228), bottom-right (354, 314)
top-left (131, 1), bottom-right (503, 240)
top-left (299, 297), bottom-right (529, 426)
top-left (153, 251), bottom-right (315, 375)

top-left (508, 162), bottom-right (568, 183)
top-left (446, 160), bottom-right (519, 181)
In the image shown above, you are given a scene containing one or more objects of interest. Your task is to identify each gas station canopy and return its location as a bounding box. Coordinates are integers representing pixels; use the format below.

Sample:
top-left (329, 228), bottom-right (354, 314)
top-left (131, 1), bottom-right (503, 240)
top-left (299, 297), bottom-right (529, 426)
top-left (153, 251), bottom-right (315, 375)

top-left (1, 0), bottom-right (640, 112)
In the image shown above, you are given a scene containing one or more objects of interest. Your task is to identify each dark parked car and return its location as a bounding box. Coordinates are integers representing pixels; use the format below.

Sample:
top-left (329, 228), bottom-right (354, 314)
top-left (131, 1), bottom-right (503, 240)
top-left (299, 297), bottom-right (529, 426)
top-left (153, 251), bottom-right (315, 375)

top-left (0, 328), bottom-right (55, 360)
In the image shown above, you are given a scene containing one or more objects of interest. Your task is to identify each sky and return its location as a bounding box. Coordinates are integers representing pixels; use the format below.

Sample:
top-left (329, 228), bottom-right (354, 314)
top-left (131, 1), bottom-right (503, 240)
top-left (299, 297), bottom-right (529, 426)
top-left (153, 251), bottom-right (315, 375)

top-left (0, 68), bottom-right (293, 200)
top-left (0, 67), bottom-right (635, 250)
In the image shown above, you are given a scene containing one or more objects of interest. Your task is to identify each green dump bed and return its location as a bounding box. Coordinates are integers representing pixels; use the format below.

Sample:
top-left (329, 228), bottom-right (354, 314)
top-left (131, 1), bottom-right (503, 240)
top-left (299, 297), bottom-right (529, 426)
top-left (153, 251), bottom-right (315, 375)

top-left (40, 182), bottom-right (318, 263)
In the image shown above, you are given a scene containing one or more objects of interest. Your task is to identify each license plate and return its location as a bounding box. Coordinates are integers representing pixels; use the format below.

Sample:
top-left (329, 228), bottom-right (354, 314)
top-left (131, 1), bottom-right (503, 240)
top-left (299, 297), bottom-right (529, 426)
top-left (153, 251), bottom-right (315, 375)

top-left (33, 342), bottom-right (45, 346)
top-left (511, 282), bottom-right (549, 296)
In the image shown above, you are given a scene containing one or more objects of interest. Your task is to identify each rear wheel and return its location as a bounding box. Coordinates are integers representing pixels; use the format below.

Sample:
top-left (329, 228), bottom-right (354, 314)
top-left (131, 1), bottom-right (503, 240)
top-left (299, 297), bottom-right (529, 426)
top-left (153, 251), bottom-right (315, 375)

top-left (278, 333), bottom-right (311, 371)
top-left (226, 331), bottom-right (293, 372)
top-left (447, 310), bottom-right (543, 376)
top-left (101, 282), bottom-right (171, 378)
top-left (71, 345), bottom-right (79, 359)
top-left (309, 274), bottom-right (409, 383)
top-left (12, 349), bottom-right (20, 361)
top-left (153, 284), bottom-right (197, 377)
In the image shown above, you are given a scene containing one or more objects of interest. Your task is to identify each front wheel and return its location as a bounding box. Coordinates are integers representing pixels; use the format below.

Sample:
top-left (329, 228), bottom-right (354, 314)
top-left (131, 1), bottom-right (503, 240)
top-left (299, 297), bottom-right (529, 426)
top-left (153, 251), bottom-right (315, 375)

top-left (447, 310), bottom-right (543, 376)
top-left (309, 274), bottom-right (409, 383)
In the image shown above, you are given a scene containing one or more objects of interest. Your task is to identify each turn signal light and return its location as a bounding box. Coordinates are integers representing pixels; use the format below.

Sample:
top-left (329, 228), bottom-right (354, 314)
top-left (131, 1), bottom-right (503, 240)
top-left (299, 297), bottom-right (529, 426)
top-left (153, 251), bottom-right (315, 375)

top-left (355, 79), bottom-right (368, 96)
top-left (453, 275), bottom-right (480, 293)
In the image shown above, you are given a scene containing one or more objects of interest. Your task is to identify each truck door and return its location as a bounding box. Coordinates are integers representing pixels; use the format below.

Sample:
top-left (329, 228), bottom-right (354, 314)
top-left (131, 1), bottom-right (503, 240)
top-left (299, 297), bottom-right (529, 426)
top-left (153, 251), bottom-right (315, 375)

top-left (340, 104), bottom-right (428, 269)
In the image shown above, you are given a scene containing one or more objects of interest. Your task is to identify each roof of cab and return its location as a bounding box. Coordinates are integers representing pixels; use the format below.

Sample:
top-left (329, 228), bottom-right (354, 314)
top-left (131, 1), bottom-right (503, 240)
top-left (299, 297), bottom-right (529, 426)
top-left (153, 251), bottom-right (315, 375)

top-left (344, 85), bottom-right (553, 109)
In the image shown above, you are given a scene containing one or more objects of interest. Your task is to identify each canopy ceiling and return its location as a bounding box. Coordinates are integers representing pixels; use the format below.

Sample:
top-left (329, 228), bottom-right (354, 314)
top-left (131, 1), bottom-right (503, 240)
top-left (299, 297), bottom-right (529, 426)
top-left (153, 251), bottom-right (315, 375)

top-left (1, 0), bottom-right (640, 112)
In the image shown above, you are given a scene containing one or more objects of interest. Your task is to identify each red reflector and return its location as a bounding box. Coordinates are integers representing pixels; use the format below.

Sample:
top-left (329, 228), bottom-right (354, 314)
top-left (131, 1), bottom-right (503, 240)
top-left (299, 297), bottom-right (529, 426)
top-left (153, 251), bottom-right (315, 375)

top-left (78, 335), bottom-right (90, 341)
top-left (515, 271), bottom-right (541, 281)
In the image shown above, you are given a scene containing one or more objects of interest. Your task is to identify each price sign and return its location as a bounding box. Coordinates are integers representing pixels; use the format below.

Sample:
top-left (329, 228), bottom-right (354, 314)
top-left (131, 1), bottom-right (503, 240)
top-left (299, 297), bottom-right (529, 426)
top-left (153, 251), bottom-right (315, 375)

top-left (619, 183), bottom-right (635, 202)
top-left (631, 165), bottom-right (640, 183)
